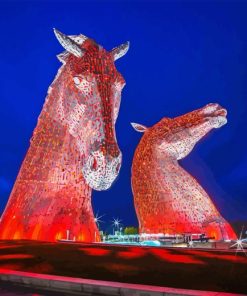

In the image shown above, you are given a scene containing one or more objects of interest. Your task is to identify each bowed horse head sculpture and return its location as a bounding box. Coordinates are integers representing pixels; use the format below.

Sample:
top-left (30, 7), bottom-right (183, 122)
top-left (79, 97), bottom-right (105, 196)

top-left (0, 29), bottom-right (129, 242)
top-left (131, 103), bottom-right (237, 240)
top-left (54, 29), bottom-right (129, 190)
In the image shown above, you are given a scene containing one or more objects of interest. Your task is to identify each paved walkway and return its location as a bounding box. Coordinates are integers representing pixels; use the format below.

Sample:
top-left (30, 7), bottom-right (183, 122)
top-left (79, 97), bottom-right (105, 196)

top-left (0, 282), bottom-right (58, 296)
top-left (0, 268), bottom-right (246, 296)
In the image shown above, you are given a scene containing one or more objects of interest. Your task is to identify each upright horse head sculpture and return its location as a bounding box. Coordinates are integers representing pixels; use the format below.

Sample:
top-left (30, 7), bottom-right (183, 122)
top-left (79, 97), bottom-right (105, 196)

top-left (0, 29), bottom-right (129, 242)
top-left (131, 103), bottom-right (237, 240)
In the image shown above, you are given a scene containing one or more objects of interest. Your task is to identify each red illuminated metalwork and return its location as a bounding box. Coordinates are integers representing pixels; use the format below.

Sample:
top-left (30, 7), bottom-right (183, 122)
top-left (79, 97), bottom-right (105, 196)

top-left (0, 29), bottom-right (129, 242)
top-left (131, 103), bottom-right (237, 240)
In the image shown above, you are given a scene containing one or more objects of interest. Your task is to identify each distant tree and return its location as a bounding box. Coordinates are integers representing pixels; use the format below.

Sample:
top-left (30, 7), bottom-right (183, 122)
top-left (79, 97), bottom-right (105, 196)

top-left (124, 226), bottom-right (138, 235)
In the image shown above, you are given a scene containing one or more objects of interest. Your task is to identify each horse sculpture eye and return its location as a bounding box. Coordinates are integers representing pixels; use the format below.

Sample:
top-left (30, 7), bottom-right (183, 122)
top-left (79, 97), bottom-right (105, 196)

top-left (73, 76), bottom-right (81, 85)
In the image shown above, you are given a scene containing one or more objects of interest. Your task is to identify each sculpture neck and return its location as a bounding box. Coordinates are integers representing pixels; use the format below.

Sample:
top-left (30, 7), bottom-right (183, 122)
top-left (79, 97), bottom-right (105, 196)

top-left (17, 76), bottom-right (88, 187)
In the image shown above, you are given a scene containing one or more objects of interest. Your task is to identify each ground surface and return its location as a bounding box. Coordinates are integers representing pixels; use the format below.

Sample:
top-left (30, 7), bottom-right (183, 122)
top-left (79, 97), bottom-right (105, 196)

top-left (0, 283), bottom-right (67, 296)
top-left (0, 240), bottom-right (246, 294)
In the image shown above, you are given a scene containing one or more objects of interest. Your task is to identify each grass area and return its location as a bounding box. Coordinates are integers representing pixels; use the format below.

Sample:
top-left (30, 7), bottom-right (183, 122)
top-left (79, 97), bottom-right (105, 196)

top-left (0, 240), bottom-right (246, 294)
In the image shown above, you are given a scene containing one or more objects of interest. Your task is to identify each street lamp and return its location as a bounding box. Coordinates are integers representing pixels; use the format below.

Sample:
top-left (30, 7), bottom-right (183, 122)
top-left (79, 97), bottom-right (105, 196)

top-left (94, 213), bottom-right (105, 242)
top-left (230, 226), bottom-right (247, 256)
top-left (112, 218), bottom-right (121, 235)
top-left (94, 213), bottom-right (104, 229)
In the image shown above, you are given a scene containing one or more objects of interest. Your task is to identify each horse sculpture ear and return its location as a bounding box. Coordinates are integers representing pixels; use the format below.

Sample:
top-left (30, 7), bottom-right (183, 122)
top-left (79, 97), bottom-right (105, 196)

top-left (111, 41), bottom-right (130, 61)
top-left (131, 122), bottom-right (147, 133)
top-left (54, 28), bottom-right (85, 58)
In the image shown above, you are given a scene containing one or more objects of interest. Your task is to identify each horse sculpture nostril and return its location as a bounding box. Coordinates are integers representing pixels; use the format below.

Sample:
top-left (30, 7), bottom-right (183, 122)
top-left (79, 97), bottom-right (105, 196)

top-left (92, 157), bottom-right (98, 171)
top-left (116, 162), bottom-right (121, 174)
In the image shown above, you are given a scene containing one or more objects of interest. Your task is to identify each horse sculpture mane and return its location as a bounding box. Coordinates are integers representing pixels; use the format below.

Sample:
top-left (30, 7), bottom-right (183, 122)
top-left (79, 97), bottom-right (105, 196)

top-left (131, 103), bottom-right (237, 240)
top-left (0, 29), bottom-right (129, 242)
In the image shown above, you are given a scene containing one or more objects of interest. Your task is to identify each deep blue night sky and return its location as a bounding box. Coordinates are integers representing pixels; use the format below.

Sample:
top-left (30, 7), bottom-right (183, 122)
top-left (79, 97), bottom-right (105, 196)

top-left (0, 0), bottom-right (246, 232)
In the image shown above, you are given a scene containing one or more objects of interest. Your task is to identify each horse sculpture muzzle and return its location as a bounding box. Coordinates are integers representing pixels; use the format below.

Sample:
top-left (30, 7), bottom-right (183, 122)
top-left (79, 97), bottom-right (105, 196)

top-left (82, 148), bottom-right (122, 190)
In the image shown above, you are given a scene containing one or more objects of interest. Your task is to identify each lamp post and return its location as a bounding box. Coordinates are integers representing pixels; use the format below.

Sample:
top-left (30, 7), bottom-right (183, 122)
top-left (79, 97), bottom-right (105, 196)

top-left (94, 213), bottom-right (104, 230)
top-left (230, 225), bottom-right (247, 255)
top-left (112, 218), bottom-right (121, 235)
top-left (94, 213), bottom-right (104, 242)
